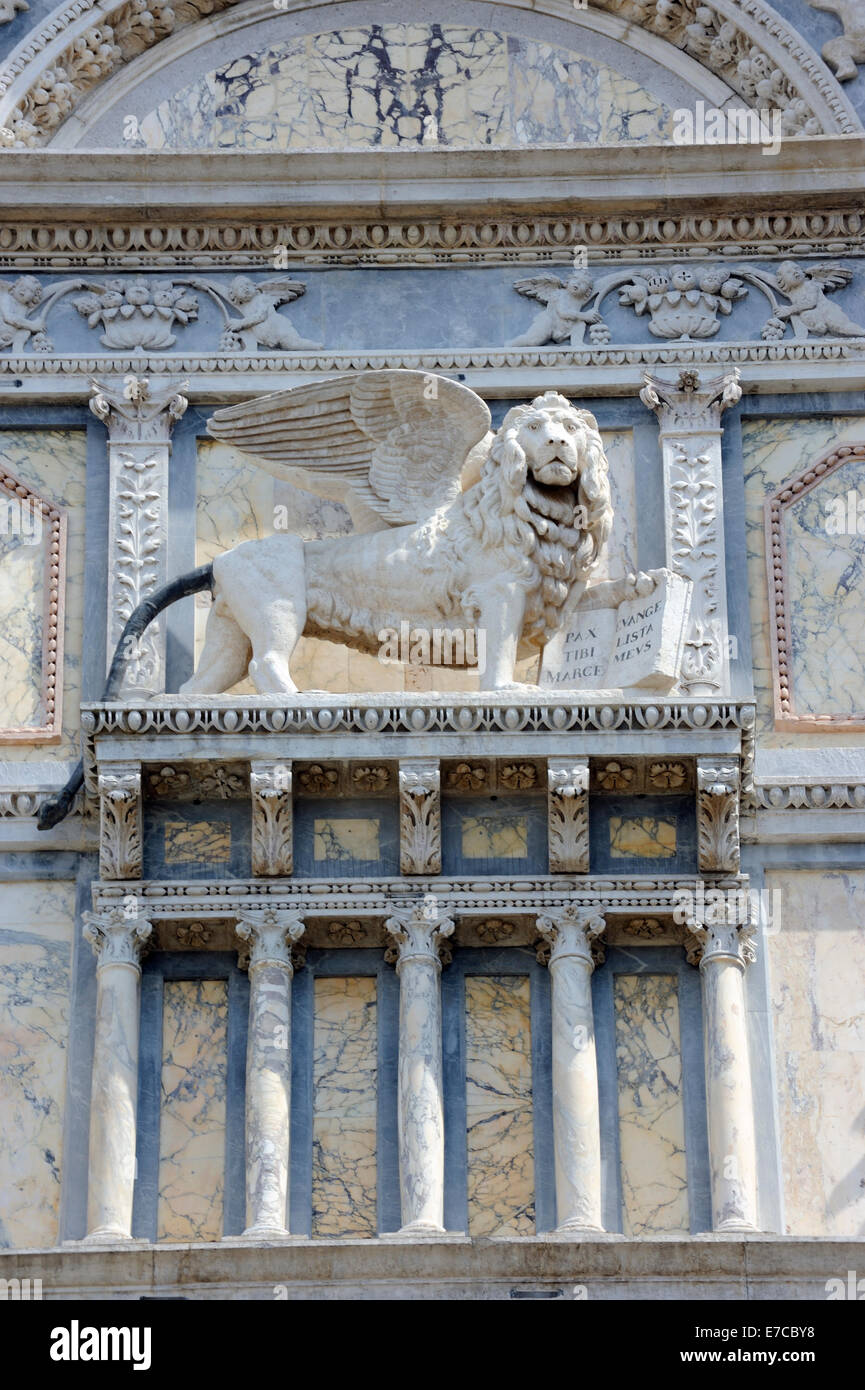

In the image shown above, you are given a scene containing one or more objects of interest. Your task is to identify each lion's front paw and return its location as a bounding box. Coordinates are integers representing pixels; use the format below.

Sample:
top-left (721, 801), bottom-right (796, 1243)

top-left (625, 570), bottom-right (660, 598)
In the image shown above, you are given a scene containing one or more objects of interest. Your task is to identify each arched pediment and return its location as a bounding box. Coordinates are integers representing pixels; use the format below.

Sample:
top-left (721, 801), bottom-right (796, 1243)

top-left (0, 0), bottom-right (860, 149)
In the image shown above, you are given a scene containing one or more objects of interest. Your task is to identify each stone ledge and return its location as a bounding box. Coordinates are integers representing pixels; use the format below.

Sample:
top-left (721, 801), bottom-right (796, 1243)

top-left (1, 1237), bottom-right (861, 1300)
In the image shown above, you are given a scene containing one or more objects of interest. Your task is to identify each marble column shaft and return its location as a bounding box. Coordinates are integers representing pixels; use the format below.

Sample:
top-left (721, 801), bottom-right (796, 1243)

top-left (697, 921), bottom-right (759, 1232)
top-left (82, 908), bottom-right (152, 1242)
top-left (537, 908), bottom-right (606, 1233)
top-left (236, 911), bottom-right (305, 1238)
top-left (385, 903), bottom-right (454, 1234)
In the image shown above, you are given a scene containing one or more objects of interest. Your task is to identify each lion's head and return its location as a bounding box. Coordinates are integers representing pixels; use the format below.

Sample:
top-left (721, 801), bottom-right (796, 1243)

top-left (461, 391), bottom-right (613, 645)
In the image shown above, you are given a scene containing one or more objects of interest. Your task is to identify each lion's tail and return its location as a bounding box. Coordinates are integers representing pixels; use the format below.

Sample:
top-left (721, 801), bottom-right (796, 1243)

top-left (36, 564), bottom-right (214, 831)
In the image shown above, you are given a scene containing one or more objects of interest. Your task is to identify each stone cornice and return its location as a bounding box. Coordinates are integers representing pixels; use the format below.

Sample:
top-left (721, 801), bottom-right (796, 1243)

top-left (92, 873), bottom-right (750, 920)
top-left (0, 142), bottom-right (863, 226)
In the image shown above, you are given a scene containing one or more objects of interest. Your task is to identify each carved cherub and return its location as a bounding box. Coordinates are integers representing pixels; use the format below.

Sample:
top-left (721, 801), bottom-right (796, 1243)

top-left (510, 272), bottom-right (604, 346)
top-left (217, 276), bottom-right (322, 352)
top-left (757, 261), bottom-right (865, 339)
top-left (0, 275), bottom-right (86, 352)
top-left (808, 0), bottom-right (865, 81)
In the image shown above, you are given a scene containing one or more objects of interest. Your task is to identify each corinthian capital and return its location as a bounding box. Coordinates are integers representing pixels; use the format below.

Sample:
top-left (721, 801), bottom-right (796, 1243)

top-left (83, 906), bottom-right (152, 969)
top-left (89, 374), bottom-right (188, 444)
top-left (236, 909), bottom-right (306, 972)
top-left (640, 368), bottom-right (741, 433)
top-left (384, 899), bottom-right (455, 972)
top-left (536, 905), bottom-right (606, 969)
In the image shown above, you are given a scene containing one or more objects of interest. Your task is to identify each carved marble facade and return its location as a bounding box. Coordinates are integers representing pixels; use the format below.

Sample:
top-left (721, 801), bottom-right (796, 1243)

top-left (1, 0), bottom-right (864, 1305)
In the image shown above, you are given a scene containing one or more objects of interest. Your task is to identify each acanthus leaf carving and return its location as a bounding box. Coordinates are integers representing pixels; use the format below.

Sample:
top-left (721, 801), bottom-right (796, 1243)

top-left (235, 907), bottom-right (305, 972)
top-left (97, 761), bottom-right (141, 879)
top-left (384, 898), bottom-right (455, 971)
top-left (250, 760), bottom-right (293, 877)
top-left (399, 758), bottom-right (441, 876)
top-left (83, 904), bottom-right (151, 967)
top-left (697, 756), bottom-right (741, 872)
top-left (547, 757), bottom-right (590, 874)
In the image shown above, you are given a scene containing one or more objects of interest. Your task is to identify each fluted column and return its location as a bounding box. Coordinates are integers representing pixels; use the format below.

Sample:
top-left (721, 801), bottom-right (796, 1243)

top-left (385, 901), bottom-right (454, 1234)
top-left (536, 906), bottom-right (606, 1234)
top-left (689, 915), bottom-right (759, 1232)
top-left (235, 909), bottom-right (305, 1238)
top-left (81, 906), bottom-right (152, 1242)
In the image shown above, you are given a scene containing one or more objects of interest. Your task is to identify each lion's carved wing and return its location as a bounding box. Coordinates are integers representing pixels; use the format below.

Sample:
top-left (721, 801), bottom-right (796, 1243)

top-left (206, 370), bottom-right (492, 526)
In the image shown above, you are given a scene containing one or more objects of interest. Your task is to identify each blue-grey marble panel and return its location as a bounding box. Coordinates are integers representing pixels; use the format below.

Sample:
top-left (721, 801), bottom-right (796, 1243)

top-left (441, 793), bottom-right (548, 876)
top-left (589, 792), bottom-right (696, 874)
top-left (293, 796), bottom-right (399, 878)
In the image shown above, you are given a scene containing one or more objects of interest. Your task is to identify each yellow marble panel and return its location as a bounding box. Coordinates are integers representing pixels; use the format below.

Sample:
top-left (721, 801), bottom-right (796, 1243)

top-left (157, 979), bottom-right (228, 1242)
top-left (465, 975), bottom-right (534, 1236)
top-left (609, 816), bottom-right (677, 859)
top-left (461, 815), bottom-right (528, 861)
top-left (767, 870), bottom-right (865, 1236)
top-left (0, 430), bottom-right (86, 758)
top-left (313, 817), bottom-right (380, 863)
top-left (312, 977), bottom-right (377, 1236)
top-left (743, 414), bottom-right (865, 747)
top-left (163, 819), bottom-right (231, 864)
top-left (614, 973), bottom-right (689, 1236)
top-left (0, 881), bottom-right (74, 1248)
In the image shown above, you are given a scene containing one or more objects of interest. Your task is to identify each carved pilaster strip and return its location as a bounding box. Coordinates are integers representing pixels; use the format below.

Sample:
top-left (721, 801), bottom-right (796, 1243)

top-left (399, 758), bottom-right (441, 876)
top-left (90, 375), bottom-right (188, 695)
top-left (547, 757), bottom-right (589, 874)
top-left (250, 760), bottom-right (293, 878)
top-left (697, 757), bottom-right (741, 873)
top-left (640, 370), bottom-right (740, 697)
top-left (97, 760), bottom-right (142, 880)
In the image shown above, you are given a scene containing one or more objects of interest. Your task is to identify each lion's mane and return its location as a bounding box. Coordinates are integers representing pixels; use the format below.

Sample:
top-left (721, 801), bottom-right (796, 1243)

top-left (452, 391), bottom-right (613, 643)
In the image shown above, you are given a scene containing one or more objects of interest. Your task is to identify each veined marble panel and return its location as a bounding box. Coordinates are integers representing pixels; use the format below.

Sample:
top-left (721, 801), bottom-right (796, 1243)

top-left (614, 973), bottom-right (689, 1236)
top-left (157, 979), bottom-right (228, 1243)
top-left (465, 975), bottom-right (534, 1236)
top-left (138, 27), bottom-right (671, 152)
top-left (767, 870), bottom-right (865, 1237)
top-left (783, 455), bottom-right (865, 717)
top-left (313, 817), bottom-right (380, 864)
top-left (163, 819), bottom-right (231, 865)
top-left (311, 977), bottom-right (377, 1237)
top-left (0, 431), bottom-right (86, 757)
top-left (609, 816), bottom-right (677, 860)
top-left (743, 415), bottom-right (865, 746)
top-left (461, 814), bottom-right (529, 861)
top-left (0, 881), bottom-right (74, 1249)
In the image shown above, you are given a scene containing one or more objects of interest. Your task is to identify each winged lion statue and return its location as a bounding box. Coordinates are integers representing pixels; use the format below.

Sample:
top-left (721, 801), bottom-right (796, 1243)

top-left (38, 369), bottom-right (661, 827)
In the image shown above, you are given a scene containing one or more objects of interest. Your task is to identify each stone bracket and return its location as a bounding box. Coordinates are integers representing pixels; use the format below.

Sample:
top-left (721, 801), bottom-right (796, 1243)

top-left (250, 759), bottom-right (293, 877)
top-left (547, 757), bottom-right (589, 874)
top-left (97, 759), bottom-right (142, 880)
top-left (697, 756), bottom-right (741, 873)
top-left (399, 758), bottom-right (441, 876)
